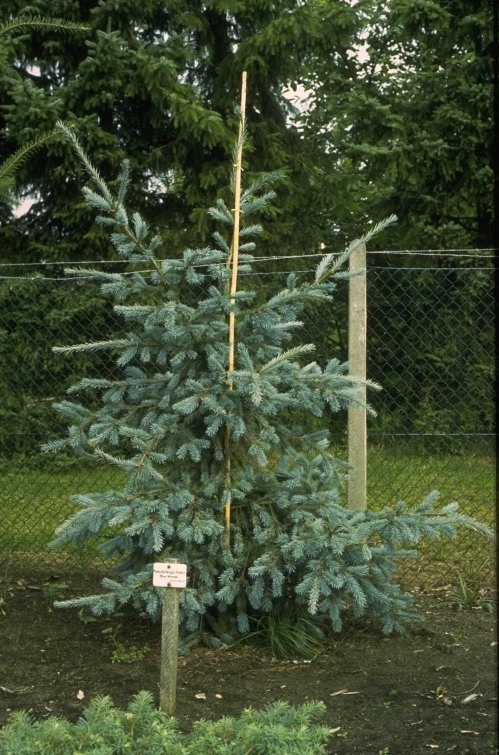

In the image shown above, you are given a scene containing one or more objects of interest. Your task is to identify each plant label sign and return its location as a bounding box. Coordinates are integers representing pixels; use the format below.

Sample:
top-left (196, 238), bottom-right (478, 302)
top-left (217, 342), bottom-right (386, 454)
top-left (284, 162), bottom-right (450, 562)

top-left (153, 562), bottom-right (187, 588)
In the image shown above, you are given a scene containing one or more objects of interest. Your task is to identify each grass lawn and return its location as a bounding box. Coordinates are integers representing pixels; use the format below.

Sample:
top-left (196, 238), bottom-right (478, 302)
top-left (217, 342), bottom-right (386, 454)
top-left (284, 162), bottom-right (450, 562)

top-left (0, 463), bottom-right (126, 567)
top-left (367, 443), bottom-right (495, 588)
top-left (0, 446), bottom-right (494, 587)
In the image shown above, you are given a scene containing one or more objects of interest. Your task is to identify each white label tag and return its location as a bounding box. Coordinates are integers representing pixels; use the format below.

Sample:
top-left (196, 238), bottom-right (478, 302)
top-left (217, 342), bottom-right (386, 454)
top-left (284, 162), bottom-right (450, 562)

top-left (153, 562), bottom-right (187, 588)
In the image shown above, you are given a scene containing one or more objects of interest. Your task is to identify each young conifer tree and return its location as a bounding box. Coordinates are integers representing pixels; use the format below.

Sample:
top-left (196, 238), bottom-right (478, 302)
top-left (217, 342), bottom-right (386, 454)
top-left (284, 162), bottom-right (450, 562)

top-left (44, 120), bottom-right (491, 646)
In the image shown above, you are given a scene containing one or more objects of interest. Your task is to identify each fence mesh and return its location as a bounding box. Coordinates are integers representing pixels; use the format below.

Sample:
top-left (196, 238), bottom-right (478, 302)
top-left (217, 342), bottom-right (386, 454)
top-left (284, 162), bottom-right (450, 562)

top-left (0, 255), bottom-right (495, 589)
top-left (365, 263), bottom-right (495, 588)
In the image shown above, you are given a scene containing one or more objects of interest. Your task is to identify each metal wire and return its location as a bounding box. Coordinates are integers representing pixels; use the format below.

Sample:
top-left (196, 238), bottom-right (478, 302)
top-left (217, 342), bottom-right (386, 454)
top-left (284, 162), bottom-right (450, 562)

top-left (0, 247), bottom-right (495, 268)
top-left (1, 260), bottom-right (495, 281)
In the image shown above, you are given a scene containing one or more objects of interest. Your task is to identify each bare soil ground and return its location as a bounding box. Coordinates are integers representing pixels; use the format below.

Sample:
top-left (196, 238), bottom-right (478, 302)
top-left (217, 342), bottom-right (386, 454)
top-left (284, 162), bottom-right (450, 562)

top-left (0, 571), bottom-right (497, 755)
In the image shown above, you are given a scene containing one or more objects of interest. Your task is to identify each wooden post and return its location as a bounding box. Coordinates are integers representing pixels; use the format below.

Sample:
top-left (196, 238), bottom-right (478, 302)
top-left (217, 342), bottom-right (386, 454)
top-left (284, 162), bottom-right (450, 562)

top-left (158, 561), bottom-right (180, 715)
top-left (347, 240), bottom-right (367, 511)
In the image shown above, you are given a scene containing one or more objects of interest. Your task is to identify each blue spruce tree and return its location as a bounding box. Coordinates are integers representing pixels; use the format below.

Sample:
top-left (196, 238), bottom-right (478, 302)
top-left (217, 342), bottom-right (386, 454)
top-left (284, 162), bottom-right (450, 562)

top-left (43, 120), bottom-right (492, 647)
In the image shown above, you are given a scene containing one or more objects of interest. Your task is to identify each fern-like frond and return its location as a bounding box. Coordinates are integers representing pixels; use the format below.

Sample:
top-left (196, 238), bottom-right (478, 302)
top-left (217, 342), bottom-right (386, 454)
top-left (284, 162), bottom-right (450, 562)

top-left (260, 344), bottom-right (316, 373)
top-left (0, 131), bottom-right (58, 200)
top-left (0, 17), bottom-right (90, 38)
top-left (207, 198), bottom-right (233, 225)
top-left (240, 170), bottom-right (285, 203)
top-left (55, 121), bottom-right (113, 205)
top-left (314, 216), bottom-right (398, 283)
top-left (239, 223), bottom-right (263, 237)
top-left (356, 215), bottom-right (398, 248)
top-left (53, 339), bottom-right (132, 355)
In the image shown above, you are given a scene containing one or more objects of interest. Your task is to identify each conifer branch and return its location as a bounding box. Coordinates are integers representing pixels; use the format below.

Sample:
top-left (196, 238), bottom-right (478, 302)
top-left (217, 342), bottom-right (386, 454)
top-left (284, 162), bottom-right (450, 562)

top-left (314, 215), bottom-right (398, 285)
top-left (0, 132), bottom-right (58, 202)
top-left (55, 124), bottom-right (164, 276)
top-left (0, 17), bottom-right (90, 38)
top-left (0, 17), bottom-right (89, 203)
top-left (55, 121), bottom-right (113, 204)
top-left (53, 339), bottom-right (133, 354)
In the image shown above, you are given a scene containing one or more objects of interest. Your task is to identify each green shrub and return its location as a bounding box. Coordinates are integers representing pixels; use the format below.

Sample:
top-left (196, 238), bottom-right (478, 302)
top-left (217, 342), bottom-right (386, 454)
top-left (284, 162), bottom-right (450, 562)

top-left (0, 691), bottom-right (329, 755)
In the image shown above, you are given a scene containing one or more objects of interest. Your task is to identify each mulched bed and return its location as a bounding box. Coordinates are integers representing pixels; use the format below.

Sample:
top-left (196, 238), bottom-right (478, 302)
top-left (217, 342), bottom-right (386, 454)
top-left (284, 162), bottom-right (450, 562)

top-left (0, 571), bottom-right (496, 754)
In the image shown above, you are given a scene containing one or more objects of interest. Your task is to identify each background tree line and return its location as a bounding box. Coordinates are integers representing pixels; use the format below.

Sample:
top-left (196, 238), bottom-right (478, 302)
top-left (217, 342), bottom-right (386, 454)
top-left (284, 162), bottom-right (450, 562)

top-left (0, 0), bottom-right (494, 459)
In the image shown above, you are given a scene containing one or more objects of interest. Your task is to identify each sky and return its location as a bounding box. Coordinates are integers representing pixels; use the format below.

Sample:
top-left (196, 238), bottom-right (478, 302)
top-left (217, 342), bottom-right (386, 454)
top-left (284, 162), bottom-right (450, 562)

top-left (13, 196), bottom-right (35, 217)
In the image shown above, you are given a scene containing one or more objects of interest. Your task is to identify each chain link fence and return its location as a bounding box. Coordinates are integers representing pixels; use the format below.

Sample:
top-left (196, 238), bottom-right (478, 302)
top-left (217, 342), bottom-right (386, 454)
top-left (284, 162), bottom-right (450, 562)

top-left (0, 254), bottom-right (494, 589)
top-left (365, 261), bottom-right (494, 588)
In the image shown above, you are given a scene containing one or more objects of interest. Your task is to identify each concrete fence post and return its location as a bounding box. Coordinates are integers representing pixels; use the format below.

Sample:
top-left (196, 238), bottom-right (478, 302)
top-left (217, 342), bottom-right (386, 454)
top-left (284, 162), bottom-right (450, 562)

top-left (347, 240), bottom-right (367, 511)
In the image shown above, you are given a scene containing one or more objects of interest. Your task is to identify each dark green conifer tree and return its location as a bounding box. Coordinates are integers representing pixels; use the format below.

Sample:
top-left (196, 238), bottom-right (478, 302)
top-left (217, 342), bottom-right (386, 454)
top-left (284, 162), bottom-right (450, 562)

top-left (0, 0), bottom-right (358, 262)
top-left (0, 15), bottom-right (88, 206)
top-left (301, 0), bottom-right (493, 250)
top-left (44, 123), bottom-right (491, 646)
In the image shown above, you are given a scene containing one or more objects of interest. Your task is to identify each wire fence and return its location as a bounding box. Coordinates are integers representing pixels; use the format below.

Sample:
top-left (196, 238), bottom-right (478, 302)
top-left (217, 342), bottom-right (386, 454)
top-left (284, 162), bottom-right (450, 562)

top-left (0, 252), bottom-right (495, 589)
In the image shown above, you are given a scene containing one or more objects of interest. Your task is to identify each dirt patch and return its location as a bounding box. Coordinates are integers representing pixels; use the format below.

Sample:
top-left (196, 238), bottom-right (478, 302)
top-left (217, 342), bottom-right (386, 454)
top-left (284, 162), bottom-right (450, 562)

top-left (0, 571), bottom-right (496, 755)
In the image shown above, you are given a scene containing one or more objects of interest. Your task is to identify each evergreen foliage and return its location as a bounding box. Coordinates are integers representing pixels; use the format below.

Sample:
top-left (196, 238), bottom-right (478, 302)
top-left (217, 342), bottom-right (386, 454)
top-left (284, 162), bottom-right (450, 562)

top-left (1, 0), bottom-right (492, 255)
top-left (43, 125), bottom-right (492, 646)
top-left (0, 0), bottom-right (356, 263)
top-left (1, 2), bottom-right (493, 452)
top-left (366, 265), bottom-right (495, 445)
top-left (0, 15), bottom-right (88, 205)
top-left (301, 0), bottom-right (493, 250)
top-left (297, 0), bottom-right (495, 443)
top-left (0, 278), bottom-right (120, 460)
top-left (0, 691), bottom-right (330, 755)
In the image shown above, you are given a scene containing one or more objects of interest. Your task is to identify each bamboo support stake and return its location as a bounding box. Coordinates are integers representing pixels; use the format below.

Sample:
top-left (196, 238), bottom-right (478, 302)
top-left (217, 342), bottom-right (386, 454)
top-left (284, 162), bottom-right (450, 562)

top-left (224, 71), bottom-right (247, 546)
top-left (228, 71), bottom-right (247, 375)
